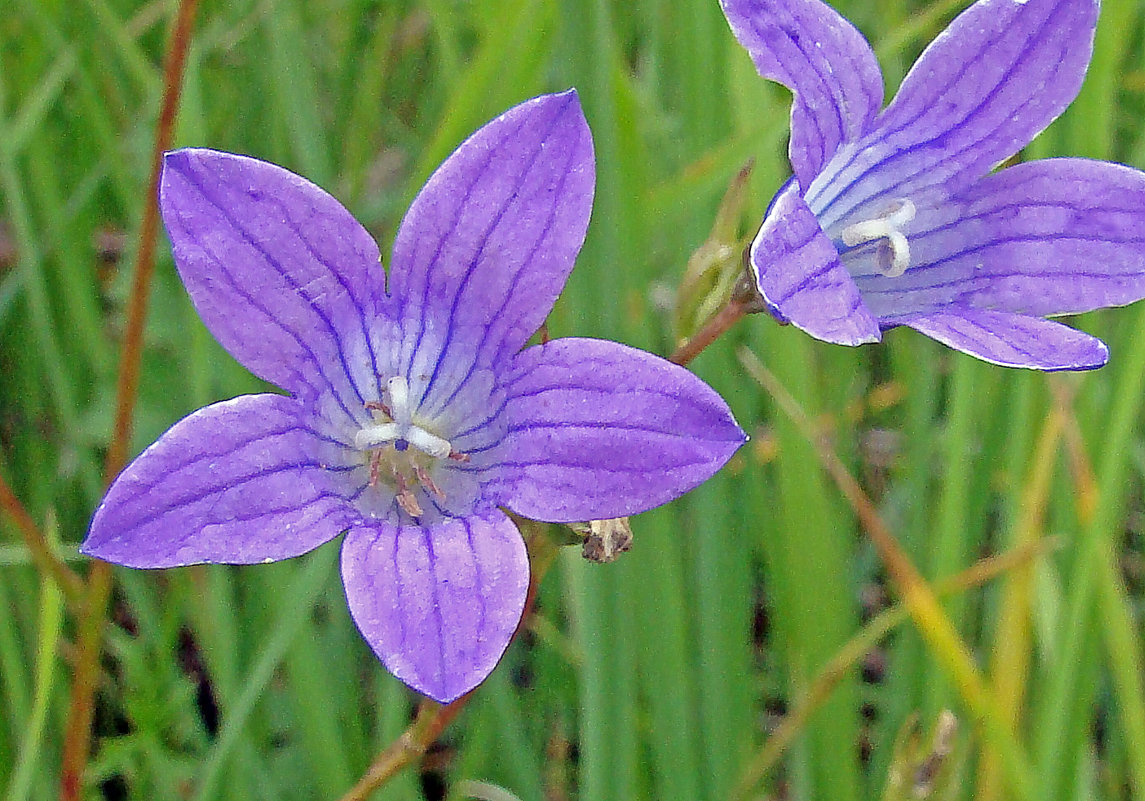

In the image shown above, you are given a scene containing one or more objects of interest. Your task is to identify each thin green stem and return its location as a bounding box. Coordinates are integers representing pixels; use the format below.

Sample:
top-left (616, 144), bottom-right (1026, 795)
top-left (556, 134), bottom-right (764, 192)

top-left (738, 346), bottom-right (1037, 801)
top-left (734, 537), bottom-right (1057, 801)
top-left (977, 383), bottom-right (1064, 801)
top-left (1057, 384), bottom-right (1145, 799)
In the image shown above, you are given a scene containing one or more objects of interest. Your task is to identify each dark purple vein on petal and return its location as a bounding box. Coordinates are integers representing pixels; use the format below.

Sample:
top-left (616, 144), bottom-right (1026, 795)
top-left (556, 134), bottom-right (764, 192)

top-left (402, 125), bottom-right (517, 394)
top-left (416, 100), bottom-right (570, 415)
top-left (260, 193), bottom-right (383, 398)
top-left (176, 162), bottom-right (368, 418)
top-left (812, 0), bottom-right (1074, 223)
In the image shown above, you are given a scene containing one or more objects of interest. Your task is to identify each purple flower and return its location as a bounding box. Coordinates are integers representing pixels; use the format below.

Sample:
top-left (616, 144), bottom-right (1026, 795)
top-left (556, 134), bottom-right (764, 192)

top-left (722, 0), bottom-right (1145, 369)
top-left (82, 92), bottom-right (745, 702)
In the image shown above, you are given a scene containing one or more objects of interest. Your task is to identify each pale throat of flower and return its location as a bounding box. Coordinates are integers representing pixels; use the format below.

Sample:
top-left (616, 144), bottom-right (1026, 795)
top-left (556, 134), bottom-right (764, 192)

top-left (353, 375), bottom-right (469, 518)
top-left (839, 198), bottom-right (917, 278)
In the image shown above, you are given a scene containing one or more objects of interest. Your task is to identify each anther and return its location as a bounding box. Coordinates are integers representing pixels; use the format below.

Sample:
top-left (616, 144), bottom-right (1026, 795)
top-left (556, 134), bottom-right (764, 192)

top-left (354, 374), bottom-right (469, 516)
top-left (840, 199), bottom-right (916, 278)
top-left (414, 465), bottom-right (446, 501)
top-left (368, 450), bottom-right (383, 487)
top-left (395, 473), bottom-right (423, 517)
top-left (364, 399), bottom-right (393, 417)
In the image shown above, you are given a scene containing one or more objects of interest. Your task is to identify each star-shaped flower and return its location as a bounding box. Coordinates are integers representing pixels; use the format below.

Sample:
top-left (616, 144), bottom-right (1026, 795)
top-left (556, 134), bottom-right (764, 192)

top-left (722, 0), bottom-right (1145, 369)
top-left (82, 92), bottom-right (745, 702)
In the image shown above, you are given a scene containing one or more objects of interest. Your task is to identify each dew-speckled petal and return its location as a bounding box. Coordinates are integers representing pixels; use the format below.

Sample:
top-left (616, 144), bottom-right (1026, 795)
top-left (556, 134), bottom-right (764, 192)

top-left (387, 91), bottom-right (594, 421)
top-left (82, 394), bottom-right (361, 567)
top-left (719, 0), bottom-right (883, 186)
top-left (899, 307), bottom-right (1108, 370)
top-left (340, 509), bottom-right (529, 703)
top-left (160, 149), bottom-right (386, 407)
top-left (479, 338), bottom-right (745, 523)
top-left (860, 159), bottom-right (1145, 320)
top-left (810, 0), bottom-right (1098, 223)
top-left (751, 181), bottom-right (881, 345)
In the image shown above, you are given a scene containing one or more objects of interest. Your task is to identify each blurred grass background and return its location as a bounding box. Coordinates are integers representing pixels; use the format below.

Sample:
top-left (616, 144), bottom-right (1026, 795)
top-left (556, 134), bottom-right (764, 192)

top-left (2, 0), bottom-right (1145, 799)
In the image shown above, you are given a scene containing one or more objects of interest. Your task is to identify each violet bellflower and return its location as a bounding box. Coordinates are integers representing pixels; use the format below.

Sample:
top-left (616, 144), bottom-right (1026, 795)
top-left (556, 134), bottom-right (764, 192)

top-left (82, 92), bottom-right (745, 702)
top-left (722, 0), bottom-right (1145, 369)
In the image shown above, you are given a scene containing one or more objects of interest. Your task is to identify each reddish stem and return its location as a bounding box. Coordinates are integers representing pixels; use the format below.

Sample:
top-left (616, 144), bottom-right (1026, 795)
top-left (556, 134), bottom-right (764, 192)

top-left (338, 526), bottom-right (551, 801)
top-left (670, 272), bottom-right (762, 367)
top-left (0, 470), bottom-right (84, 603)
top-left (59, 2), bottom-right (201, 797)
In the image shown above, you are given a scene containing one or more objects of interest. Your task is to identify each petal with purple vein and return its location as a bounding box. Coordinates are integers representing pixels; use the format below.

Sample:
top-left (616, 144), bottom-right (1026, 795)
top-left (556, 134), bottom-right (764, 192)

top-left (340, 509), bottom-right (528, 703)
top-left (492, 338), bottom-right (745, 523)
top-left (83, 394), bottom-right (361, 567)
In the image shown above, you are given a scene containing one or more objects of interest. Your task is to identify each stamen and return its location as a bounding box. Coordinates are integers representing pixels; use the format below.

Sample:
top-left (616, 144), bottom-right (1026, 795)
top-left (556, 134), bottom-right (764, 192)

top-left (368, 450), bottom-right (383, 487)
top-left (364, 399), bottom-right (393, 417)
top-left (353, 374), bottom-right (467, 517)
top-left (397, 488), bottom-right (423, 517)
top-left (840, 199), bottom-right (916, 278)
top-left (414, 464), bottom-right (446, 501)
top-left (394, 471), bottom-right (423, 517)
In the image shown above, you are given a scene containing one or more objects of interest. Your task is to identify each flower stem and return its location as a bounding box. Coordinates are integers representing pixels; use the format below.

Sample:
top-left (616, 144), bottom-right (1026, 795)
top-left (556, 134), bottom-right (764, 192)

top-left (337, 520), bottom-right (556, 800)
top-left (737, 346), bottom-right (1038, 801)
top-left (58, 2), bottom-right (201, 798)
top-left (670, 272), bottom-right (762, 367)
top-left (339, 697), bottom-right (469, 801)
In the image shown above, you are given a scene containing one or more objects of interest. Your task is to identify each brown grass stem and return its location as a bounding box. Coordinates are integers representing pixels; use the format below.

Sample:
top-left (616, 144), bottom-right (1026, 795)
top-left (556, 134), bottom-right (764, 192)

top-left (738, 346), bottom-right (1036, 801)
top-left (0, 470), bottom-right (84, 604)
top-left (59, 2), bottom-right (201, 797)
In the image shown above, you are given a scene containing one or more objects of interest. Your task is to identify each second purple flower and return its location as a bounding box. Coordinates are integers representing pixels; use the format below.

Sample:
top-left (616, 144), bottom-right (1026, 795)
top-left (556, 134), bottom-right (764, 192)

top-left (723, 0), bottom-right (1145, 370)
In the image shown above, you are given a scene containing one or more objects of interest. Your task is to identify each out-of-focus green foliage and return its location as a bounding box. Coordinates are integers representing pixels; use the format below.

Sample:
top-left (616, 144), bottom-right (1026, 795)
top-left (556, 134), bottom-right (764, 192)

top-left (2, 1), bottom-right (1145, 799)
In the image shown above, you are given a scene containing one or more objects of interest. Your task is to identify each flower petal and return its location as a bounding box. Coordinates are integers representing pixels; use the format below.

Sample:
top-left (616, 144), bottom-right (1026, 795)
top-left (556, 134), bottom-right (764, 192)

top-left (864, 159), bottom-right (1145, 320)
top-left (900, 307), bottom-right (1108, 370)
top-left (811, 0), bottom-right (1098, 220)
top-left (485, 338), bottom-right (746, 523)
top-left (160, 149), bottom-right (386, 407)
top-left (82, 395), bottom-right (361, 567)
top-left (751, 181), bottom-right (881, 345)
top-left (340, 510), bottom-right (528, 703)
top-left (719, 0), bottom-right (883, 186)
top-left (388, 91), bottom-right (594, 419)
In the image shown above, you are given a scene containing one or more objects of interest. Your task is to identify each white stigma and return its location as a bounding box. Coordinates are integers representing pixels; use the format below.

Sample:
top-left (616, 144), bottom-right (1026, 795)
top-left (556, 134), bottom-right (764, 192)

top-left (840, 198), bottom-right (916, 278)
top-left (353, 375), bottom-right (453, 458)
top-left (386, 375), bottom-right (411, 426)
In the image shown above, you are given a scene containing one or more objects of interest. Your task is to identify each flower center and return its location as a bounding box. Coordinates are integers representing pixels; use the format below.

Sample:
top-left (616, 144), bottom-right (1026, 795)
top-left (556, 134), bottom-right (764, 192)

top-left (353, 376), bottom-right (468, 517)
top-left (839, 198), bottom-right (916, 278)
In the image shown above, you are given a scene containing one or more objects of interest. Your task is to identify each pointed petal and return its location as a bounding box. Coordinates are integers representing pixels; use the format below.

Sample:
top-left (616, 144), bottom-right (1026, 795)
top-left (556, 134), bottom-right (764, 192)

top-left (860, 159), bottom-right (1145, 319)
top-left (160, 150), bottom-right (386, 405)
top-left (751, 181), bottom-right (880, 345)
top-left (719, 0), bottom-right (882, 185)
top-left (340, 510), bottom-right (528, 703)
top-left (388, 91), bottom-right (594, 419)
top-left (82, 395), bottom-right (361, 567)
top-left (901, 307), bottom-right (1108, 370)
top-left (478, 338), bottom-right (745, 523)
top-left (813, 0), bottom-right (1097, 218)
